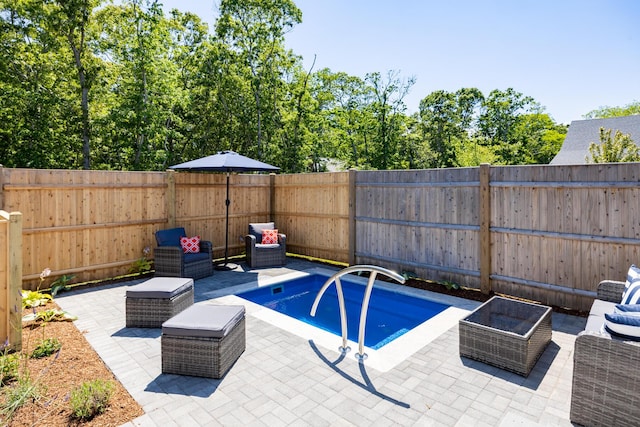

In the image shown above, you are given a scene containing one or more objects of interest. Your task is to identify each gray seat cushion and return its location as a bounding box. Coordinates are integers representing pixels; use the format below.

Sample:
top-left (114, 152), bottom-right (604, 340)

top-left (249, 222), bottom-right (275, 241)
top-left (126, 277), bottom-right (193, 299)
top-left (162, 304), bottom-right (245, 338)
top-left (585, 298), bottom-right (616, 333)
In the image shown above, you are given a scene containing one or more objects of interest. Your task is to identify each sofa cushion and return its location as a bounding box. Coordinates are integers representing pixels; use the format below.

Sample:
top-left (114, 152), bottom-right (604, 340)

top-left (184, 252), bottom-right (210, 263)
top-left (615, 304), bottom-right (640, 315)
top-left (604, 312), bottom-right (640, 340)
top-left (585, 299), bottom-right (616, 333)
top-left (621, 280), bottom-right (640, 304)
top-left (180, 236), bottom-right (201, 253)
top-left (156, 227), bottom-right (187, 247)
top-left (627, 264), bottom-right (640, 289)
top-left (249, 222), bottom-right (275, 241)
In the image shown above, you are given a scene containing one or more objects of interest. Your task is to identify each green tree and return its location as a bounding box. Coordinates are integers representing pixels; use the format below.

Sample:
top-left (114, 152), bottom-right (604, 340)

top-left (215, 0), bottom-right (302, 162)
top-left (418, 88), bottom-right (483, 167)
top-left (584, 101), bottom-right (640, 119)
top-left (365, 70), bottom-right (415, 169)
top-left (587, 127), bottom-right (640, 163)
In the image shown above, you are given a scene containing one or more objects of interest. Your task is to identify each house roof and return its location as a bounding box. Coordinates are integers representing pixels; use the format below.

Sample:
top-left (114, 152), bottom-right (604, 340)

top-left (550, 115), bottom-right (640, 164)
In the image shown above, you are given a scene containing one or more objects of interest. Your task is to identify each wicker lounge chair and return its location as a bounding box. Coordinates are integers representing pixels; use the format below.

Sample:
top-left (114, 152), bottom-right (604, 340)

top-left (154, 227), bottom-right (213, 279)
top-left (571, 279), bottom-right (640, 426)
top-left (244, 222), bottom-right (286, 268)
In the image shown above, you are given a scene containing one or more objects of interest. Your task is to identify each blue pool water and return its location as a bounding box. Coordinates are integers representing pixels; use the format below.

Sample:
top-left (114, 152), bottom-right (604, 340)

top-left (236, 274), bottom-right (449, 350)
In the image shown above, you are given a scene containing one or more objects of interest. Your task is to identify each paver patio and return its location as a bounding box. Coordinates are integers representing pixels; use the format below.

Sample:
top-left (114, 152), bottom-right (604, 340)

top-left (55, 258), bottom-right (586, 426)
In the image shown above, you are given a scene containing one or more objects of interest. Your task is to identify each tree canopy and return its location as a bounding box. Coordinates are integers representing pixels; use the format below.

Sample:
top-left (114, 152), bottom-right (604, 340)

top-left (0, 0), bottom-right (567, 172)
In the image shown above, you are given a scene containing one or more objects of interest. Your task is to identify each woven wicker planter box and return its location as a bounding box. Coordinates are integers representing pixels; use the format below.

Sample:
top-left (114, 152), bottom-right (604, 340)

top-left (125, 277), bottom-right (194, 328)
top-left (459, 296), bottom-right (552, 377)
top-left (162, 305), bottom-right (246, 379)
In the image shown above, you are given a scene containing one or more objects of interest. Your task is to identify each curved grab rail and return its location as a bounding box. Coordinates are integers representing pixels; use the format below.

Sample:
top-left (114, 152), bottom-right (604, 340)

top-left (310, 265), bottom-right (406, 359)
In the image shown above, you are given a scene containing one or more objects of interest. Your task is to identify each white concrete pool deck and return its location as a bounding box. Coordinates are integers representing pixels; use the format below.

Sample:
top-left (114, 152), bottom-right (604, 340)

top-left (56, 258), bottom-right (587, 426)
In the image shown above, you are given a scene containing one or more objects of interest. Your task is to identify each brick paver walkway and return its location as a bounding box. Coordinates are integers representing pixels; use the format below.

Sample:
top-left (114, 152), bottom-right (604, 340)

top-left (56, 258), bottom-right (585, 426)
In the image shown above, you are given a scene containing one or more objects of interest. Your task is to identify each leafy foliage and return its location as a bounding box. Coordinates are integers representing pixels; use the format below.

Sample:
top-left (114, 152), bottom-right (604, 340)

top-left (30, 338), bottom-right (61, 359)
top-left (70, 379), bottom-right (114, 420)
top-left (22, 309), bottom-right (77, 323)
top-left (0, 353), bottom-right (19, 386)
top-left (587, 127), bottom-right (640, 163)
top-left (21, 291), bottom-right (53, 309)
top-left (0, 0), bottom-right (567, 171)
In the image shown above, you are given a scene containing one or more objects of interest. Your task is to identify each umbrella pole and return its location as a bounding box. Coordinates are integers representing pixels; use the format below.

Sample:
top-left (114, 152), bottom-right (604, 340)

top-left (215, 172), bottom-right (237, 271)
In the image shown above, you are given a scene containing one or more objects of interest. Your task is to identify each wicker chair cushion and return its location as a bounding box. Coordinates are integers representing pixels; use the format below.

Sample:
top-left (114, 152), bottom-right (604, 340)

top-left (183, 252), bottom-right (210, 263)
top-left (585, 299), bottom-right (615, 333)
top-left (256, 243), bottom-right (280, 249)
top-left (249, 222), bottom-right (275, 241)
top-left (156, 227), bottom-right (187, 247)
top-left (622, 280), bottom-right (640, 304)
top-left (126, 277), bottom-right (193, 299)
top-left (162, 304), bottom-right (245, 338)
top-left (605, 312), bottom-right (640, 339)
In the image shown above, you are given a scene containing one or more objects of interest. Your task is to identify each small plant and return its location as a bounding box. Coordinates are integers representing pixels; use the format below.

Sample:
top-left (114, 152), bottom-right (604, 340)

top-left (442, 280), bottom-right (460, 291)
top-left (129, 246), bottom-right (152, 274)
top-left (30, 338), bottom-right (61, 359)
top-left (21, 290), bottom-right (53, 309)
top-left (0, 374), bottom-right (43, 420)
top-left (49, 274), bottom-right (74, 297)
top-left (0, 352), bottom-right (19, 386)
top-left (22, 309), bottom-right (77, 323)
top-left (70, 379), bottom-right (114, 420)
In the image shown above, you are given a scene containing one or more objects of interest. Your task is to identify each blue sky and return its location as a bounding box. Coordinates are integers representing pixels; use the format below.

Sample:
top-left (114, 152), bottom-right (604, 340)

top-left (161, 0), bottom-right (639, 125)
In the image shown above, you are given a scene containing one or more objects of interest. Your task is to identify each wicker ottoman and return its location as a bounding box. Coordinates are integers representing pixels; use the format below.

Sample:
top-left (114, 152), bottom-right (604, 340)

top-left (161, 304), bottom-right (246, 378)
top-left (125, 277), bottom-right (194, 328)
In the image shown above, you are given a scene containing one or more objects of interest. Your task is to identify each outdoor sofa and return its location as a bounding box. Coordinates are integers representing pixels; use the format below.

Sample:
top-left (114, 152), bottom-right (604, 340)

top-left (571, 278), bottom-right (640, 426)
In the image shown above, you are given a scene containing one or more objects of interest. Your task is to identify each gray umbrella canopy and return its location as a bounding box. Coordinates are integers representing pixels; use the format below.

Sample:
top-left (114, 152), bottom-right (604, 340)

top-left (170, 150), bottom-right (279, 173)
top-left (170, 151), bottom-right (279, 270)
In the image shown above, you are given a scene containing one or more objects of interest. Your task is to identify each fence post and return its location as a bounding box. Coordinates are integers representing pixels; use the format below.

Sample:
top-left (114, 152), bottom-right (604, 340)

top-left (270, 173), bottom-right (276, 222)
top-left (479, 163), bottom-right (492, 294)
top-left (8, 211), bottom-right (22, 351)
top-left (0, 165), bottom-right (4, 210)
top-left (348, 169), bottom-right (357, 266)
top-left (166, 170), bottom-right (176, 228)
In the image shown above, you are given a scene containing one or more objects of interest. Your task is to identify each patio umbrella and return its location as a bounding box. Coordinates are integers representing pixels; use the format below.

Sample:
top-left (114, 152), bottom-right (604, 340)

top-left (170, 150), bottom-right (279, 270)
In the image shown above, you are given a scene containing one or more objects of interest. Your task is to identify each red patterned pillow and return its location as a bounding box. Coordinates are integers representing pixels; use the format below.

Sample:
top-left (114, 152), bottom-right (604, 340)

top-left (180, 236), bottom-right (200, 253)
top-left (261, 229), bottom-right (278, 244)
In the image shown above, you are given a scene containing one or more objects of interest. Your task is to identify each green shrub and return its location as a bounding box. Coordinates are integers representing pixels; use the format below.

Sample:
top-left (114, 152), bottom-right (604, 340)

top-left (0, 353), bottom-right (20, 386)
top-left (70, 379), bottom-right (114, 420)
top-left (30, 338), bottom-right (61, 359)
top-left (21, 290), bottom-right (53, 309)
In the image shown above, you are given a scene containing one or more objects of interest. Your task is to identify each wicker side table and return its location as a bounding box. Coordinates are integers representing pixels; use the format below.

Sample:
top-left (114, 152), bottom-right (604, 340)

top-left (162, 304), bottom-right (246, 379)
top-left (459, 296), bottom-right (552, 377)
top-left (125, 277), bottom-right (194, 328)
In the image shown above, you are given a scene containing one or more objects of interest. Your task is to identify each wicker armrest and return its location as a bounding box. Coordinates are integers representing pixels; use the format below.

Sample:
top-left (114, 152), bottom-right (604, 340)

top-left (200, 240), bottom-right (213, 254)
top-left (154, 245), bottom-right (184, 260)
top-left (278, 233), bottom-right (286, 251)
top-left (572, 330), bottom-right (640, 425)
top-left (597, 280), bottom-right (626, 303)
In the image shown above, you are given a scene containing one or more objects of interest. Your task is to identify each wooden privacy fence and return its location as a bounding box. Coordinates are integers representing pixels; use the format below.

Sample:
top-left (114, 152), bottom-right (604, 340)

top-left (1, 163), bottom-right (639, 311)
top-left (353, 164), bottom-right (640, 312)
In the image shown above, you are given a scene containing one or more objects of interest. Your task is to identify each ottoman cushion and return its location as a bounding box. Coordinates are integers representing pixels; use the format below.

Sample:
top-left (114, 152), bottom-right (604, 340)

top-left (162, 304), bottom-right (245, 338)
top-left (126, 277), bottom-right (193, 299)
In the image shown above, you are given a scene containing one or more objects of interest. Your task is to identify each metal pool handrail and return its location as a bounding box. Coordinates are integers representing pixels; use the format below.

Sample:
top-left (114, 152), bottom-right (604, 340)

top-left (310, 265), bottom-right (406, 360)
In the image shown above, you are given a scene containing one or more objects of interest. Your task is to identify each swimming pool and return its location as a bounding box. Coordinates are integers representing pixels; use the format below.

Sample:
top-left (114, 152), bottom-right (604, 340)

top-left (236, 273), bottom-right (450, 350)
